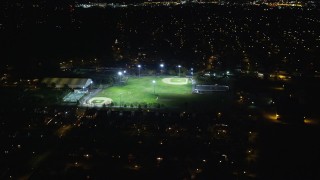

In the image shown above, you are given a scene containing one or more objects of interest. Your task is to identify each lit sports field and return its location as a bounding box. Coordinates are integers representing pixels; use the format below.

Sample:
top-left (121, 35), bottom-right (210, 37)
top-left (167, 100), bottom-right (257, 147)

top-left (93, 77), bottom-right (191, 108)
top-left (91, 76), bottom-right (231, 110)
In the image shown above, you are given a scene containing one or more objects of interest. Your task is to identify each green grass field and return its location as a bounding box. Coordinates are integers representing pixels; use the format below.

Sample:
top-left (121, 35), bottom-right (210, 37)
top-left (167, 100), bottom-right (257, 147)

top-left (170, 78), bottom-right (187, 83)
top-left (95, 77), bottom-right (190, 107)
top-left (95, 76), bottom-right (232, 110)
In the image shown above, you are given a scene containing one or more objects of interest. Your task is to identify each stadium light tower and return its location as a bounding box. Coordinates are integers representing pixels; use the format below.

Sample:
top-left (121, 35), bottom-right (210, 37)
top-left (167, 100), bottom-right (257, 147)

top-left (160, 63), bottom-right (164, 76)
top-left (152, 80), bottom-right (156, 94)
top-left (137, 65), bottom-right (141, 77)
top-left (118, 71), bottom-right (122, 83)
top-left (178, 65), bottom-right (181, 77)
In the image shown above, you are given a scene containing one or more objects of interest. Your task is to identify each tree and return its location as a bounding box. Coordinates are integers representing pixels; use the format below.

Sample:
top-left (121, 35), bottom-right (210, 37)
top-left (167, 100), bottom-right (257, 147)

top-left (63, 84), bottom-right (71, 92)
top-left (39, 82), bottom-right (48, 89)
top-left (51, 82), bottom-right (56, 88)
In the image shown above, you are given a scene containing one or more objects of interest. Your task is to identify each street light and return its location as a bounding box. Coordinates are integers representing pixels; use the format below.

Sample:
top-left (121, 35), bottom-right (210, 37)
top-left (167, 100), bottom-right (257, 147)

top-left (137, 65), bottom-right (141, 77)
top-left (178, 65), bottom-right (181, 77)
top-left (152, 80), bottom-right (156, 94)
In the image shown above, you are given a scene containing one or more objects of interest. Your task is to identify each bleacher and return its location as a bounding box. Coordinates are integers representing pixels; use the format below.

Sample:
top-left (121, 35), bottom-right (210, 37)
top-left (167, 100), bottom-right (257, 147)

top-left (63, 91), bottom-right (86, 103)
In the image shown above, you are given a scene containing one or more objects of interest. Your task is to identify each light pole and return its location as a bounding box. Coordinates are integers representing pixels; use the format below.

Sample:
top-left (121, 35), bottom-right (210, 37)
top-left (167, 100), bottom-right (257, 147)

top-left (178, 65), bottom-right (181, 77)
top-left (137, 65), bottom-right (141, 77)
top-left (160, 63), bottom-right (164, 76)
top-left (118, 71), bottom-right (122, 83)
top-left (152, 80), bottom-right (156, 94)
top-left (191, 68), bottom-right (193, 77)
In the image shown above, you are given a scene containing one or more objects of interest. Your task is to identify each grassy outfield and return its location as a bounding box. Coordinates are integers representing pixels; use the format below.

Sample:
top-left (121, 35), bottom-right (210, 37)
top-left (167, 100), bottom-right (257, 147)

top-left (96, 76), bottom-right (232, 110)
top-left (96, 77), bottom-right (190, 106)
